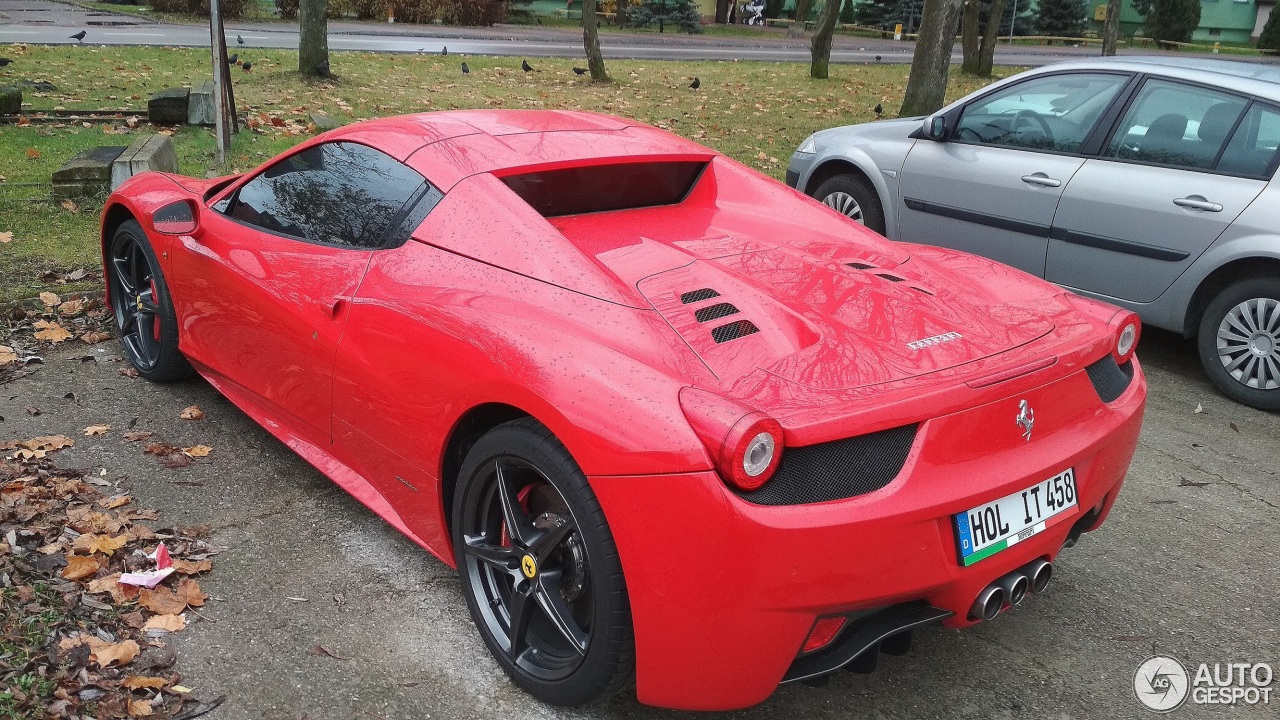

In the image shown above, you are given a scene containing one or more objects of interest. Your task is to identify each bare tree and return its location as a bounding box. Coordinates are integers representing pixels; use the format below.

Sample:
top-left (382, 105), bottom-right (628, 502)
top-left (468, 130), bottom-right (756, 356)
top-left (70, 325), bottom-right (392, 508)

top-left (790, 0), bottom-right (814, 36)
top-left (810, 0), bottom-right (843, 79)
top-left (1101, 0), bottom-right (1121, 55)
top-left (715, 0), bottom-right (730, 23)
top-left (582, 0), bottom-right (611, 81)
top-left (976, 0), bottom-right (1007, 75)
top-left (298, 0), bottom-right (329, 76)
top-left (899, 0), bottom-right (964, 116)
top-left (960, 0), bottom-right (980, 74)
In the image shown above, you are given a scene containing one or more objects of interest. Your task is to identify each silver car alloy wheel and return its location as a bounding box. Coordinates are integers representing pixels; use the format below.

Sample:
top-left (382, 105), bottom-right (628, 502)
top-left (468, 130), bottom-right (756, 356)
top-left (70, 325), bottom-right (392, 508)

top-left (822, 192), bottom-right (865, 224)
top-left (1216, 297), bottom-right (1280, 390)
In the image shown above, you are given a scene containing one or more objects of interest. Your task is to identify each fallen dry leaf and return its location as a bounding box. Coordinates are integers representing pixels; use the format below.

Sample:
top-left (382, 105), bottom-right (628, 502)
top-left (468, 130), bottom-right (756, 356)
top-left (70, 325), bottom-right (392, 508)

top-left (128, 698), bottom-right (153, 716)
top-left (171, 558), bottom-right (212, 575)
top-left (12, 434), bottom-right (75, 459)
top-left (124, 431), bottom-right (154, 442)
top-left (182, 445), bottom-right (212, 458)
top-left (62, 553), bottom-right (103, 580)
top-left (99, 494), bottom-right (131, 509)
top-left (60, 636), bottom-right (140, 668)
top-left (143, 614), bottom-right (186, 633)
top-left (310, 645), bottom-right (348, 660)
top-left (0, 231), bottom-right (12, 244)
top-left (122, 676), bottom-right (168, 690)
top-left (60, 199), bottom-right (79, 213)
top-left (73, 533), bottom-right (129, 555)
top-left (161, 453), bottom-right (191, 469)
top-left (119, 367), bottom-right (140, 378)
top-left (81, 330), bottom-right (113, 344)
top-left (39, 291), bottom-right (60, 306)
top-left (59, 299), bottom-right (86, 316)
top-left (33, 319), bottom-right (73, 343)
top-left (139, 578), bottom-right (207, 614)
top-left (84, 424), bottom-right (111, 436)
top-left (179, 405), bottom-right (205, 420)
top-left (26, 147), bottom-right (40, 159)
top-left (0, 345), bottom-right (18, 364)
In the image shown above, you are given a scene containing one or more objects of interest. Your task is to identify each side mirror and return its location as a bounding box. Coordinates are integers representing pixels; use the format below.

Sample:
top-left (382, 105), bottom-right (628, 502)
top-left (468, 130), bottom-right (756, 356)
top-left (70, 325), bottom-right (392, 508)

top-left (924, 115), bottom-right (948, 142)
top-left (152, 199), bottom-right (198, 235)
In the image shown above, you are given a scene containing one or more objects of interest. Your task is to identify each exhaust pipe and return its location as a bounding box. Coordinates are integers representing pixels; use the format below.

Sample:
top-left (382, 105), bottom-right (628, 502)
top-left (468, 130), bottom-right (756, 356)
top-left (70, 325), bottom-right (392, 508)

top-left (968, 584), bottom-right (1005, 621)
top-left (1025, 559), bottom-right (1052, 594)
top-left (996, 571), bottom-right (1030, 607)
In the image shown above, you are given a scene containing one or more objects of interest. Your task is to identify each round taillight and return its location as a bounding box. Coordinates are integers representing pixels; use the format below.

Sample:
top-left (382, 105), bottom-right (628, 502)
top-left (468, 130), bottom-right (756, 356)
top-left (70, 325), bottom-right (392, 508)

top-left (1117, 323), bottom-right (1137, 358)
top-left (742, 431), bottom-right (776, 478)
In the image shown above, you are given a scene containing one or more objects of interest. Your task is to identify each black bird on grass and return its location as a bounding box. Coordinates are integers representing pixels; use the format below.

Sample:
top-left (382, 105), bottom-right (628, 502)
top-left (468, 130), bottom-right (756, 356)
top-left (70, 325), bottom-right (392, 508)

top-left (442, 46), bottom-right (447, 56)
top-left (237, 34), bottom-right (245, 46)
top-left (242, 61), bottom-right (252, 72)
top-left (0, 58), bottom-right (12, 68)
top-left (689, 77), bottom-right (700, 90)
top-left (522, 59), bottom-right (533, 73)
top-left (315, 60), bottom-right (330, 78)
top-left (227, 53), bottom-right (238, 65)
top-left (874, 102), bottom-right (883, 116)
top-left (461, 62), bottom-right (470, 74)
top-left (572, 67), bottom-right (587, 75)
top-left (69, 30), bottom-right (87, 43)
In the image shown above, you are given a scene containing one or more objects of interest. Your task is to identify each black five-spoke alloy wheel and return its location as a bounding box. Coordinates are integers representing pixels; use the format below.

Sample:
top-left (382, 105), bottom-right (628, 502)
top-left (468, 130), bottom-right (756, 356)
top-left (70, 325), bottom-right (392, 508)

top-left (453, 419), bottom-right (634, 706)
top-left (107, 220), bottom-right (192, 381)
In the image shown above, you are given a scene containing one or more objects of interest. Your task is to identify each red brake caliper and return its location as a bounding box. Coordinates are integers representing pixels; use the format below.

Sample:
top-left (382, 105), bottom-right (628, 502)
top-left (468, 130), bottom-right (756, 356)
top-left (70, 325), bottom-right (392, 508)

top-left (150, 279), bottom-right (160, 340)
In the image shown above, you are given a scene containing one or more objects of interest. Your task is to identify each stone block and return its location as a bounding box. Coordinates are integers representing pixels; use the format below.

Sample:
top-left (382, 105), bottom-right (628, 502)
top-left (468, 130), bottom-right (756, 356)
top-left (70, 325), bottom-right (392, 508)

top-left (187, 80), bottom-right (215, 126)
top-left (51, 146), bottom-right (126, 200)
top-left (148, 87), bottom-right (189, 126)
top-left (0, 85), bottom-right (21, 115)
top-left (310, 112), bottom-right (342, 131)
top-left (111, 134), bottom-right (178, 190)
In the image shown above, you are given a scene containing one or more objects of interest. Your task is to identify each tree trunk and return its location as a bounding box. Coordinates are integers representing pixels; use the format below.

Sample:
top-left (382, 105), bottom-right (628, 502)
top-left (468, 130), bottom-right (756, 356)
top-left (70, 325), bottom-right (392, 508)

top-left (810, 0), bottom-right (843, 78)
top-left (899, 0), bottom-right (964, 117)
top-left (716, 0), bottom-right (730, 23)
top-left (789, 0), bottom-right (813, 35)
top-left (298, 0), bottom-right (329, 76)
top-left (582, 0), bottom-right (610, 81)
top-left (977, 0), bottom-right (1007, 75)
top-left (960, 0), bottom-right (980, 74)
top-left (1101, 0), bottom-right (1121, 55)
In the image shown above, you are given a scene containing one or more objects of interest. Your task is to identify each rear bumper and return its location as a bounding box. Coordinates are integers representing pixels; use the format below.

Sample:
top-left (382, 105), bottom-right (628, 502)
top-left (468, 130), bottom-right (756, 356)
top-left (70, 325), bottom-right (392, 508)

top-left (589, 359), bottom-right (1145, 710)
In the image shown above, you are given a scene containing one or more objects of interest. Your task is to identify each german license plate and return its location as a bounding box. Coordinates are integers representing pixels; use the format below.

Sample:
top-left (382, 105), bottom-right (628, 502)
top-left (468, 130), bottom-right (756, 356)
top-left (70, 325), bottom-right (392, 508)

top-left (954, 468), bottom-right (1078, 566)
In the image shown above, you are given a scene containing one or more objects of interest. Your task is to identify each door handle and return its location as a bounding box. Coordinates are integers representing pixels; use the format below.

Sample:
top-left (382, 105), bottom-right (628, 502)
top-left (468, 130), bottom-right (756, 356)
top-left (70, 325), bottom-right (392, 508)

top-left (1173, 196), bottom-right (1223, 212)
top-left (324, 297), bottom-right (347, 318)
top-left (1021, 173), bottom-right (1062, 188)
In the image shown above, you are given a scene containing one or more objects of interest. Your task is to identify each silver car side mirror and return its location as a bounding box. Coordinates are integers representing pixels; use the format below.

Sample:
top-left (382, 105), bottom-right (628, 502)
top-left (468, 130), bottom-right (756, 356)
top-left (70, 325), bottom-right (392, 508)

top-left (924, 116), bottom-right (947, 141)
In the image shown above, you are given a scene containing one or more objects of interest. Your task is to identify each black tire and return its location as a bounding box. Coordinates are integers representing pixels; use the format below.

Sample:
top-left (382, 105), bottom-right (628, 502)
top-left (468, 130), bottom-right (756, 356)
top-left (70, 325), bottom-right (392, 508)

top-left (106, 220), bottom-right (193, 382)
top-left (1196, 277), bottom-right (1280, 411)
top-left (812, 173), bottom-right (887, 235)
top-left (452, 418), bottom-right (635, 706)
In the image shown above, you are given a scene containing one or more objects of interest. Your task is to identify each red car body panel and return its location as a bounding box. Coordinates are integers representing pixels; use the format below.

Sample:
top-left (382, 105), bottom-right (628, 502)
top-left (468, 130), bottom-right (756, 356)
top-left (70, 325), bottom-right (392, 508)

top-left (101, 110), bottom-right (1147, 710)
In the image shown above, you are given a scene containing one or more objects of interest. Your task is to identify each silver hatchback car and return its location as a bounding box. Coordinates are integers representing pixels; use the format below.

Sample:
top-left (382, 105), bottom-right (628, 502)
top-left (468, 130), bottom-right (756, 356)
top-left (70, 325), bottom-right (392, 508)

top-left (787, 57), bottom-right (1280, 410)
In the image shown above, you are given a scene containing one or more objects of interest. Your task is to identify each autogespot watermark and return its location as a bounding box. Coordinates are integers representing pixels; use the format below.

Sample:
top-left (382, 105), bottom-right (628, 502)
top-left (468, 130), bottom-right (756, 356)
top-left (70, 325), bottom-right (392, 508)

top-left (1134, 655), bottom-right (1275, 713)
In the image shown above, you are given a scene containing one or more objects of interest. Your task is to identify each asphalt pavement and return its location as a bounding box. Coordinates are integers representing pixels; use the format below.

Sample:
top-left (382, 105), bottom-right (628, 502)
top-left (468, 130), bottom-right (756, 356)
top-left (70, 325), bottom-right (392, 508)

top-left (3, 324), bottom-right (1277, 719)
top-left (4, 0), bottom-right (1270, 66)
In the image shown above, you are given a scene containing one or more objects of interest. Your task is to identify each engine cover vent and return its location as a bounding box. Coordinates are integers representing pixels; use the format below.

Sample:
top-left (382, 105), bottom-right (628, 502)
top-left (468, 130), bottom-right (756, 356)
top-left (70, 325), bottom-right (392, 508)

top-left (695, 303), bottom-right (740, 323)
top-left (711, 320), bottom-right (760, 343)
top-left (680, 288), bottom-right (721, 304)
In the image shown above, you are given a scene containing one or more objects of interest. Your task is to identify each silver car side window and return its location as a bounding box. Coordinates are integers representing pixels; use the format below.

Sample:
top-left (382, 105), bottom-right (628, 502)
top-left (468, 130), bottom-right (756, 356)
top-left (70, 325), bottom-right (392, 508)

top-left (1217, 103), bottom-right (1280, 179)
top-left (1104, 79), bottom-right (1247, 172)
top-left (952, 73), bottom-right (1127, 154)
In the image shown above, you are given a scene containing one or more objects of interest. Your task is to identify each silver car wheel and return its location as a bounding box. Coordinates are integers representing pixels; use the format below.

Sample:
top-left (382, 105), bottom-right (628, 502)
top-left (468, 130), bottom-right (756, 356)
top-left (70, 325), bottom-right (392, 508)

top-left (822, 192), bottom-right (865, 224)
top-left (1216, 297), bottom-right (1280, 390)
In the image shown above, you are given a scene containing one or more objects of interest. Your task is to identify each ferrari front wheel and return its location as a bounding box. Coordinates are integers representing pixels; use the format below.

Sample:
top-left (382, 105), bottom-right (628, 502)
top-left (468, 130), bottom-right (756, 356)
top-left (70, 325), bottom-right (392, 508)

top-left (452, 418), bottom-right (635, 706)
top-left (107, 220), bottom-right (192, 382)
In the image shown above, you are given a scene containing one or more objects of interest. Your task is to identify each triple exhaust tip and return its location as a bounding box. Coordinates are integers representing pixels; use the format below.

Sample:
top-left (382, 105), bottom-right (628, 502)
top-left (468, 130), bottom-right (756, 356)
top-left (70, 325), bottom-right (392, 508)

top-left (968, 559), bottom-right (1053, 621)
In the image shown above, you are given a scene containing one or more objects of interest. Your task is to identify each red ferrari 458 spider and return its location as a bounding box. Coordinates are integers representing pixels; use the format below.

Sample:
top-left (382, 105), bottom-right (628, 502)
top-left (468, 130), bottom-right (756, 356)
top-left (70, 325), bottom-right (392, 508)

top-left (100, 110), bottom-right (1146, 710)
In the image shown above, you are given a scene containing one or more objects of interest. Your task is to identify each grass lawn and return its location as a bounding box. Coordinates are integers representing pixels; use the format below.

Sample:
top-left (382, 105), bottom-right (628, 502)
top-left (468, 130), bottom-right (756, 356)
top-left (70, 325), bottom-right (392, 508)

top-left (0, 44), bottom-right (1009, 303)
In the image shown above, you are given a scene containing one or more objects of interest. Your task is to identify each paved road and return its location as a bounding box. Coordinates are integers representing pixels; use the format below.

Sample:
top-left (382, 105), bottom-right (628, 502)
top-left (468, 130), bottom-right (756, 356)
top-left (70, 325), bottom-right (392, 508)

top-left (5, 0), bottom-right (1266, 67)
top-left (4, 325), bottom-right (1277, 719)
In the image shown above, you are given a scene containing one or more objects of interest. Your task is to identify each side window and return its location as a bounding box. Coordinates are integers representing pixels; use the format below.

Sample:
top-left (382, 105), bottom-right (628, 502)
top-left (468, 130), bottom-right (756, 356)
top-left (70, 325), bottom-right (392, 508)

top-left (953, 73), bottom-right (1128, 153)
top-left (1104, 79), bottom-right (1247, 171)
top-left (1217, 103), bottom-right (1280, 178)
top-left (225, 142), bottom-right (431, 248)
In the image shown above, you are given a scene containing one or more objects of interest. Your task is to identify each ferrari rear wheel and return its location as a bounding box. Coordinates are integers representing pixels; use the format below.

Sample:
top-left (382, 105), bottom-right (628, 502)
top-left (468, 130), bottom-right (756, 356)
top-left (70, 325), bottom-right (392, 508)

top-left (107, 220), bottom-right (192, 382)
top-left (452, 418), bottom-right (634, 706)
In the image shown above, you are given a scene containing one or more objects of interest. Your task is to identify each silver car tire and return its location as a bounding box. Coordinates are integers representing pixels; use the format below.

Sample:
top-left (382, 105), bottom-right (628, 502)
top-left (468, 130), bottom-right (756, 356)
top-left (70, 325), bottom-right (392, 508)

top-left (812, 174), bottom-right (886, 235)
top-left (1197, 277), bottom-right (1280, 411)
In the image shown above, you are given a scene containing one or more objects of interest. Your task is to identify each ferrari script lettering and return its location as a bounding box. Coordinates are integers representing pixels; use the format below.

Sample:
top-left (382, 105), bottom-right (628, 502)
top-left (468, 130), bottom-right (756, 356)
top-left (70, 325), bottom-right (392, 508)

top-left (906, 332), bottom-right (962, 351)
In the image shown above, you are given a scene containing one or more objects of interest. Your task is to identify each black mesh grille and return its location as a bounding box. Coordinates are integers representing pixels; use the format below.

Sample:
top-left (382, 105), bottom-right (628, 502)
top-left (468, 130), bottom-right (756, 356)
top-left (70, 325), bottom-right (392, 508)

top-left (1085, 355), bottom-right (1135, 403)
top-left (695, 303), bottom-right (740, 323)
top-left (711, 320), bottom-right (759, 343)
top-left (681, 288), bottom-right (720, 304)
top-left (875, 273), bottom-right (905, 282)
top-left (739, 425), bottom-right (919, 506)
top-left (847, 262), bottom-right (876, 270)
top-left (910, 286), bottom-right (934, 296)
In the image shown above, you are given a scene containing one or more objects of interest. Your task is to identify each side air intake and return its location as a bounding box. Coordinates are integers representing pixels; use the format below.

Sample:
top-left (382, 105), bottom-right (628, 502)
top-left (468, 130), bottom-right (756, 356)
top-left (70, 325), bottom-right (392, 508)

top-left (1085, 354), bottom-right (1135, 403)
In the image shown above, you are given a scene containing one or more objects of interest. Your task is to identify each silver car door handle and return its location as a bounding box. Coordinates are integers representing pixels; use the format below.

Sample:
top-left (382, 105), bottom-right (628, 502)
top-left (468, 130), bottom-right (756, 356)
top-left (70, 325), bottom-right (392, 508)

top-left (1173, 197), bottom-right (1223, 212)
top-left (1021, 174), bottom-right (1062, 188)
